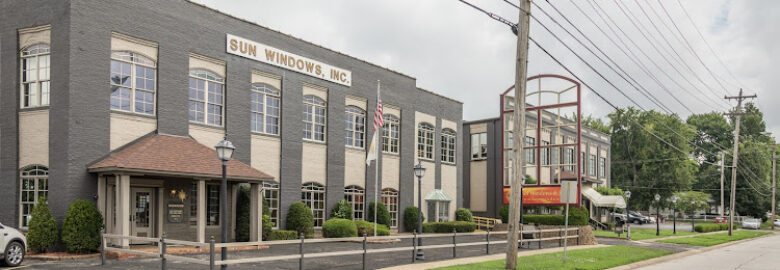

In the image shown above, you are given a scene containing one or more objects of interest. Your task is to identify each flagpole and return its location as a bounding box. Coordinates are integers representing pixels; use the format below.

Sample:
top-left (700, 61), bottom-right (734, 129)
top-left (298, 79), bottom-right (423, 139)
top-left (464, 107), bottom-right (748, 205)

top-left (374, 80), bottom-right (380, 237)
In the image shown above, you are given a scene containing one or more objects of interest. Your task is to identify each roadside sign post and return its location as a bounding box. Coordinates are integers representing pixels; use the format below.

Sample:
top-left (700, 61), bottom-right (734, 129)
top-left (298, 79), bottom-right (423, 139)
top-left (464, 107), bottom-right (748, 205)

top-left (561, 181), bottom-right (577, 263)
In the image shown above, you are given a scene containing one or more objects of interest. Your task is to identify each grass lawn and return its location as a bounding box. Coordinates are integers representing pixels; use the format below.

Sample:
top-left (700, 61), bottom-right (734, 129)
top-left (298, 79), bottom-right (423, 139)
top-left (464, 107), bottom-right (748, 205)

top-left (433, 246), bottom-right (672, 270)
top-left (658, 230), bottom-right (771, 246)
top-left (592, 228), bottom-right (695, 240)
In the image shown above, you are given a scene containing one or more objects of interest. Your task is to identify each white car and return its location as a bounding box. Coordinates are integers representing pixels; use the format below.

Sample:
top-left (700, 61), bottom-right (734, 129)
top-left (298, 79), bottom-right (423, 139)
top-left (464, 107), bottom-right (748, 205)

top-left (647, 216), bottom-right (657, 223)
top-left (0, 222), bottom-right (26, 267)
top-left (773, 219), bottom-right (780, 227)
top-left (742, 218), bottom-right (761, 230)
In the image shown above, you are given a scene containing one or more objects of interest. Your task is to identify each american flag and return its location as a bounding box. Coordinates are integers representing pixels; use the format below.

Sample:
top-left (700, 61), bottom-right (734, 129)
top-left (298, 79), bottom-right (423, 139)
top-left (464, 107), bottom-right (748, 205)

top-left (366, 81), bottom-right (382, 165)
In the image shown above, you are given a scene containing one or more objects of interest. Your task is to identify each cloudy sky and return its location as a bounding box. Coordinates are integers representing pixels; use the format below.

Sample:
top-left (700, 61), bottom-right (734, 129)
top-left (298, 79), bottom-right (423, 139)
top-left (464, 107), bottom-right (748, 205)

top-left (192, 0), bottom-right (778, 136)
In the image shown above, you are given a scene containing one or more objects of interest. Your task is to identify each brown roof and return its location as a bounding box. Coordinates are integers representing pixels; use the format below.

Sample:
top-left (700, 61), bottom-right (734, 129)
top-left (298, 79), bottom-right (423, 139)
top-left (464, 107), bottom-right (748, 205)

top-left (88, 134), bottom-right (273, 182)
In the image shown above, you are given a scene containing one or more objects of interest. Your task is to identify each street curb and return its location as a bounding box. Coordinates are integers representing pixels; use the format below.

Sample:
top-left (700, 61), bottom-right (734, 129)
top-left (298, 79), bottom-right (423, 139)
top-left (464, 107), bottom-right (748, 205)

top-left (26, 253), bottom-right (101, 261)
top-left (605, 232), bottom-right (776, 270)
top-left (639, 230), bottom-right (724, 242)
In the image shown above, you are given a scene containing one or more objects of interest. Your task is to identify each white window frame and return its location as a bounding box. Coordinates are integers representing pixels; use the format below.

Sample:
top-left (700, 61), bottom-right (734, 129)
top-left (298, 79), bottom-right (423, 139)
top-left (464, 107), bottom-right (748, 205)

top-left (471, 133), bottom-right (487, 160)
top-left (382, 115), bottom-right (400, 154)
top-left (110, 51), bottom-right (157, 115)
top-left (417, 123), bottom-right (435, 160)
top-left (344, 106), bottom-right (366, 149)
top-left (263, 182), bottom-right (280, 228)
top-left (19, 165), bottom-right (49, 229)
top-left (20, 44), bottom-right (51, 108)
top-left (588, 154), bottom-right (596, 176)
top-left (301, 183), bottom-right (326, 227)
top-left (381, 188), bottom-right (399, 228)
top-left (189, 69), bottom-right (224, 126)
top-left (598, 157), bottom-right (606, 178)
top-left (250, 83), bottom-right (281, 135)
top-left (303, 96), bottom-right (327, 142)
top-left (441, 128), bottom-right (456, 164)
top-left (344, 185), bottom-right (365, 220)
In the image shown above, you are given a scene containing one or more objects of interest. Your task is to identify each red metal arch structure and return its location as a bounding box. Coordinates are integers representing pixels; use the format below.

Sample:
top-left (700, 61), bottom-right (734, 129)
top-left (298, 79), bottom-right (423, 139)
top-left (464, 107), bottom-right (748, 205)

top-left (500, 74), bottom-right (582, 207)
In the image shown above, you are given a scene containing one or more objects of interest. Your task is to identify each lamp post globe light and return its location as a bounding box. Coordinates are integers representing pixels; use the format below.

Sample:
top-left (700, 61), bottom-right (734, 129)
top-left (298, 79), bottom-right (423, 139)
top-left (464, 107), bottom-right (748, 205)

top-left (624, 190), bottom-right (631, 240)
top-left (413, 161), bottom-right (426, 260)
top-left (671, 196), bottom-right (679, 234)
top-left (691, 199), bottom-right (696, 232)
top-left (654, 194), bottom-right (660, 236)
top-left (215, 139), bottom-right (235, 270)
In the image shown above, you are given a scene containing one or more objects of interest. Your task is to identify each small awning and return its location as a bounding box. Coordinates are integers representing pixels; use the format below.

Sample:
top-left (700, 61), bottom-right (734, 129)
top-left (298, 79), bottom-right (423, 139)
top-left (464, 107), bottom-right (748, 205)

top-left (582, 186), bottom-right (626, 208)
top-left (425, 189), bottom-right (452, 201)
top-left (88, 134), bottom-right (274, 182)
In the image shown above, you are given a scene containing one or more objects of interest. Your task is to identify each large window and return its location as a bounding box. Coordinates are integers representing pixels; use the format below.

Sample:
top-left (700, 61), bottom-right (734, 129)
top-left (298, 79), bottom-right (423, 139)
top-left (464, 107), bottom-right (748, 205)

top-left (20, 44), bottom-right (51, 108)
top-left (301, 183), bottom-right (326, 227)
top-left (207, 184), bottom-right (220, 226)
top-left (524, 136), bottom-right (535, 164)
top-left (598, 157), bottom-right (606, 178)
top-left (588, 154), bottom-right (596, 176)
top-left (541, 140), bottom-right (550, 165)
top-left (189, 70), bottom-right (224, 126)
top-left (471, 133), bottom-right (487, 160)
top-left (344, 186), bottom-right (365, 220)
top-left (382, 115), bottom-right (400, 154)
top-left (110, 52), bottom-right (156, 114)
top-left (427, 200), bottom-right (450, 222)
top-left (263, 182), bottom-right (280, 228)
top-left (19, 165), bottom-right (48, 228)
top-left (251, 83), bottom-right (280, 135)
top-left (417, 123), bottom-right (435, 160)
top-left (381, 188), bottom-right (399, 228)
top-left (345, 106), bottom-right (366, 148)
top-left (441, 129), bottom-right (456, 164)
top-left (303, 96), bottom-right (326, 142)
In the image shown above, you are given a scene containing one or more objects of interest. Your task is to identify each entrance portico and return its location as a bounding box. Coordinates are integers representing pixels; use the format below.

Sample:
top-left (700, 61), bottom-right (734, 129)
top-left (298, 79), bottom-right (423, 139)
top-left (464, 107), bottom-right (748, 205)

top-left (88, 134), bottom-right (273, 247)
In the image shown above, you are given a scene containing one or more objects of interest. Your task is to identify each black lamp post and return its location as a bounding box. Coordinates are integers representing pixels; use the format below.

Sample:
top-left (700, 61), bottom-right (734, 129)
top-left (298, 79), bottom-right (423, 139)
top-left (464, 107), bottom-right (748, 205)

top-left (691, 199), bottom-right (696, 232)
top-left (413, 161), bottom-right (426, 260)
top-left (215, 139), bottom-right (235, 270)
top-left (671, 196), bottom-right (678, 234)
top-left (624, 190), bottom-right (631, 240)
top-left (654, 194), bottom-right (661, 236)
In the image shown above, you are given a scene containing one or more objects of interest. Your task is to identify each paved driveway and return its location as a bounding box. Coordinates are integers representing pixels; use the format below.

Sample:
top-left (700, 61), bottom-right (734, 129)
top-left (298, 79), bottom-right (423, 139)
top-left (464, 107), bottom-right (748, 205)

top-left (636, 233), bottom-right (780, 270)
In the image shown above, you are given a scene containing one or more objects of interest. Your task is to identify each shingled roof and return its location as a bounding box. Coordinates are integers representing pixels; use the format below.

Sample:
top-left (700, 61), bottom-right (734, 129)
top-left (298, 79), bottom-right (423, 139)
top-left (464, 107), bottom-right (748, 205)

top-left (88, 134), bottom-right (273, 182)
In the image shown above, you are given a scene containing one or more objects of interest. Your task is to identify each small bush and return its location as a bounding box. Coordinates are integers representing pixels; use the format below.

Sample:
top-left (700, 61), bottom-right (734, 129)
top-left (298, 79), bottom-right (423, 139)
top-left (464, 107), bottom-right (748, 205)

top-left (403, 206), bottom-right (425, 232)
top-left (26, 197), bottom-right (59, 253)
top-left (262, 214), bottom-right (274, 241)
top-left (286, 202), bottom-right (314, 238)
top-left (62, 200), bottom-right (104, 253)
top-left (322, 218), bottom-right (358, 238)
top-left (422, 221), bottom-right (477, 233)
top-left (367, 202), bottom-right (392, 228)
top-left (269, 230), bottom-right (299, 240)
top-left (694, 223), bottom-right (730, 233)
top-left (500, 204), bottom-right (509, 223)
top-left (355, 220), bottom-right (390, 236)
top-left (455, 208), bottom-right (473, 222)
top-left (330, 199), bottom-right (352, 220)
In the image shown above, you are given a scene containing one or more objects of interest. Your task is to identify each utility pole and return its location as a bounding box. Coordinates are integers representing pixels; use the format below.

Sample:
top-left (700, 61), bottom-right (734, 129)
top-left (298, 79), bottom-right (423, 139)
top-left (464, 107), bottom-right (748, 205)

top-left (720, 151), bottom-right (725, 217)
top-left (505, 0), bottom-right (531, 269)
top-left (772, 145), bottom-right (777, 230)
top-left (724, 89), bottom-right (756, 236)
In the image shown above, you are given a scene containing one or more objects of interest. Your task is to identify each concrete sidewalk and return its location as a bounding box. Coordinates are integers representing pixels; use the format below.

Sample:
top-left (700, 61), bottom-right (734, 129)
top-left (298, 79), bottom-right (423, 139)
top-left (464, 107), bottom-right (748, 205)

top-left (378, 244), bottom-right (606, 270)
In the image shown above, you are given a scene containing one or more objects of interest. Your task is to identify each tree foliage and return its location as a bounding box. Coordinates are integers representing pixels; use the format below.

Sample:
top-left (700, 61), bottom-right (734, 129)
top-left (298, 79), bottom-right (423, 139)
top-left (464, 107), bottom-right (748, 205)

top-left (26, 197), bottom-right (58, 253)
top-left (62, 200), bottom-right (103, 253)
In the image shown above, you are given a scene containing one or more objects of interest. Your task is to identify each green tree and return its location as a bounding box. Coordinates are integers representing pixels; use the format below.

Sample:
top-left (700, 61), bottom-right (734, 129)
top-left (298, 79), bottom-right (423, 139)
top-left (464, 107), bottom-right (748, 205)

top-left (235, 186), bottom-right (251, 242)
top-left (26, 197), bottom-right (58, 253)
top-left (330, 199), bottom-right (352, 219)
top-left (367, 202), bottom-right (391, 228)
top-left (671, 191), bottom-right (711, 213)
top-left (569, 113), bottom-right (610, 134)
top-left (286, 202), bottom-right (314, 238)
top-left (687, 112), bottom-right (733, 163)
top-left (61, 200), bottom-right (104, 253)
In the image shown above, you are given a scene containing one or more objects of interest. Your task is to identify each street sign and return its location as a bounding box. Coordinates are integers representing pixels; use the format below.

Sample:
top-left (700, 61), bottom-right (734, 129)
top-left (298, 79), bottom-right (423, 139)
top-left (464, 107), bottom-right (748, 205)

top-left (560, 181), bottom-right (577, 204)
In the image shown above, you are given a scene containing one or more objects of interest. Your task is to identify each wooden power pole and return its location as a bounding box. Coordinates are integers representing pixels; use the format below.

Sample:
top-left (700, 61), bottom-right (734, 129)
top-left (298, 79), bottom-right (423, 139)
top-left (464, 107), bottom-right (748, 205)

top-left (506, 0), bottom-right (531, 269)
top-left (724, 89), bottom-right (756, 236)
top-left (772, 145), bottom-right (777, 230)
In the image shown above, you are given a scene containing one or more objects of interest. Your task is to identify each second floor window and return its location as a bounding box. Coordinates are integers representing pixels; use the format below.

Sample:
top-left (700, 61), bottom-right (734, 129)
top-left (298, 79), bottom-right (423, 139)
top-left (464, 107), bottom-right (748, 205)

top-left (417, 123), bottom-right (435, 160)
top-left (110, 52), bottom-right (156, 114)
top-left (599, 157), bottom-right (606, 178)
top-left (345, 106), bottom-right (366, 148)
top-left (20, 44), bottom-right (51, 108)
top-left (382, 115), bottom-right (400, 154)
top-left (303, 95), bottom-right (326, 142)
top-left (189, 70), bottom-right (224, 126)
top-left (250, 83), bottom-right (280, 135)
top-left (471, 133), bottom-right (487, 160)
top-left (588, 154), bottom-right (596, 176)
top-left (441, 129), bottom-right (456, 164)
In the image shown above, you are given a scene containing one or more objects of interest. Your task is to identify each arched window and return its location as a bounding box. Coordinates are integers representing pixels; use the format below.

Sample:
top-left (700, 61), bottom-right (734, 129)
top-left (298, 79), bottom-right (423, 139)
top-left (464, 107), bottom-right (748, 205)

top-left (303, 96), bottom-right (327, 142)
top-left (189, 69), bottom-right (224, 126)
top-left (263, 181), bottom-right (280, 228)
top-left (381, 188), bottom-right (399, 228)
top-left (344, 185), bottom-right (365, 220)
top-left (382, 115), bottom-right (400, 154)
top-left (20, 44), bottom-right (51, 108)
top-left (301, 182), bottom-right (326, 227)
top-left (251, 83), bottom-right (281, 135)
top-left (417, 123), bottom-right (435, 160)
top-left (19, 165), bottom-right (49, 228)
top-left (441, 128), bottom-right (456, 164)
top-left (110, 51), bottom-right (156, 114)
top-left (345, 106), bottom-right (366, 148)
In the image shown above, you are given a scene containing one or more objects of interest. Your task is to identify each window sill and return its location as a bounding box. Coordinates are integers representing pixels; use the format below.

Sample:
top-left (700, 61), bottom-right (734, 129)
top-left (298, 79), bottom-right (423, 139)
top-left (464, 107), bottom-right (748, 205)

top-left (442, 162), bottom-right (457, 166)
top-left (19, 106), bottom-right (50, 113)
top-left (382, 151), bottom-right (400, 157)
top-left (189, 122), bottom-right (224, 131)
top-left (345, 146), bottom-right (366, 152)
top-left (111, 109), bottom-right (156, 119)
top-left (250, 131), bottom-right (281, 138)
top-left (303, 139), bottom-right (327, 146)
top-left (417, 157), bottom-right (435, 163)
top-left (470, 157), bottom-right (488, 161)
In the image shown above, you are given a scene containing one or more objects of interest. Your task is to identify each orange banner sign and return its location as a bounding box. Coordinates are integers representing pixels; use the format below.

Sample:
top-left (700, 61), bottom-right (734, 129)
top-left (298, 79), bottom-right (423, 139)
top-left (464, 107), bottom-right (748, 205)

top-left (503, 186), bottom-right (565, 205)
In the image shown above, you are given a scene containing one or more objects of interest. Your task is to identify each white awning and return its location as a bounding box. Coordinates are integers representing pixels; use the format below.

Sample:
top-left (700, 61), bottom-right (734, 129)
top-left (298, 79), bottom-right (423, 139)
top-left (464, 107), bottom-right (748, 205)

top-left (425, 189), bottom-right (452, 201)
top-left (582, 186), bottom-right (626, 209)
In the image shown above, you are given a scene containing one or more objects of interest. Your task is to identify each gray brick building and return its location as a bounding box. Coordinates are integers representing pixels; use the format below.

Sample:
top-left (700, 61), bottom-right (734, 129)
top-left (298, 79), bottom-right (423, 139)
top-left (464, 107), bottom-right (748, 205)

top-left (0, 0), bottom-right (462, 244)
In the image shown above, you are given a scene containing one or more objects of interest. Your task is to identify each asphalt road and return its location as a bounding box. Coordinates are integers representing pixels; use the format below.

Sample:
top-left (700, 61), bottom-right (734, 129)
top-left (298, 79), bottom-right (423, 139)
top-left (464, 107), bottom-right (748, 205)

top-left (635, 233), bottom-right (779, 270)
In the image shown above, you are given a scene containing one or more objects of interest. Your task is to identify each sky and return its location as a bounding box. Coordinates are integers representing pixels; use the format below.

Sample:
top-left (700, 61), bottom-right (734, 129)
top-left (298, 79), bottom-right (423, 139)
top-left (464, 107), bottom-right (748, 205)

top-left (191, 0), bottom-right (779, 137)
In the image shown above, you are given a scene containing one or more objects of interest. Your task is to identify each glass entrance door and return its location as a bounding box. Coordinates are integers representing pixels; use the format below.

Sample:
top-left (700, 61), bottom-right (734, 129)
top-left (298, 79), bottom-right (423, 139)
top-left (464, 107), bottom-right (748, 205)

top-left (130, 188), bottom-right (154, 243)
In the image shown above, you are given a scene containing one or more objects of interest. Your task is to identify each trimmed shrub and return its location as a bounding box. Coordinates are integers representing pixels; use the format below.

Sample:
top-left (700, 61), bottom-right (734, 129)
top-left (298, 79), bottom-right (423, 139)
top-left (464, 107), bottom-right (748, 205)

top-left (403, 206), bottom-right (425, 232)
top-left (694, 223), bottom-right (730, 233)
top-left (500, 204), bottom-right (509, 223)
top-left (269, 230), bottom-right (299, 240)
top-left (422, 221), bottom-right (477, 233)
top-left (26, 197), bottom-right (58, 253)
top-left (322, 218), bottom-right (358, 238)
top-left (286, 202), bottom-right (314, 238)
top-left (367, 202), bottom-right (392, 228)
top-left (330, 199), bottom-right (353, 220)
top-left (522, 207), bottom-right (589, 226)
top-left (455, 208), bottom-right (473, 222)
top-left (62, 200), bottom-right (104, 253)
top-left (355, 220), bottom-right (390, 236)
top-left (235, 186), bottom-right (251, 242)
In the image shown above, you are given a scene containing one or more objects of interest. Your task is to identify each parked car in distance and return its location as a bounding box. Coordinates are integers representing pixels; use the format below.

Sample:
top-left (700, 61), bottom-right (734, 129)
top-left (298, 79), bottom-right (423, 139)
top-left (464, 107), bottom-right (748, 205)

top-left (0, 222), bottom-right (27, 267)
top-left (742, 218), bottom-right (761, 230)
top-left (647, 216), bottom-right (657, 223)
top-left (714, 216), bottom-right (728, 223)
top-left (774, 219), bottom-right (780, 227)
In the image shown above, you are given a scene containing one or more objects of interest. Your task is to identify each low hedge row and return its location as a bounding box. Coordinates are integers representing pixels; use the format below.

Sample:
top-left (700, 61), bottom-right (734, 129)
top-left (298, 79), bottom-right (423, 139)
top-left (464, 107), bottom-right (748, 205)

top-left (322, 218), bottom-right (358, 238)
top-left (694, 223), bottom-right (730, 233)
top-left (422, 221), bottom-right (477, 233)
top-left (355, 220), bottom-right (390, 236)
top-left (269, 230), bottom-right (299, 240)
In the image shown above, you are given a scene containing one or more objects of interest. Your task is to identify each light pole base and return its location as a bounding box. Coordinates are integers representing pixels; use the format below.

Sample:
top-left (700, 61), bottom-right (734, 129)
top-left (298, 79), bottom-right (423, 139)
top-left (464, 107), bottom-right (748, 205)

top-left (416, 250), bottom-right (425, 260)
